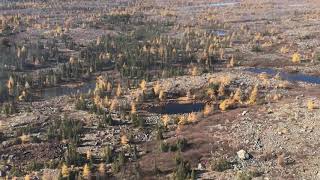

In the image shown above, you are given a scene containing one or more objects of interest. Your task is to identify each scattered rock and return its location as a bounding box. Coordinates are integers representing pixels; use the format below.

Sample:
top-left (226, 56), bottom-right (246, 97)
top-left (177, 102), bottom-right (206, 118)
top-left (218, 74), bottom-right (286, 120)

top-left (237, 149), bottom-right (250, 160)
top-left (0, 170), bottom-right (5, 177)
top-left (241, 111), bottom-right (248, 116)
top-left (197, 163), bottom-right (205, 170)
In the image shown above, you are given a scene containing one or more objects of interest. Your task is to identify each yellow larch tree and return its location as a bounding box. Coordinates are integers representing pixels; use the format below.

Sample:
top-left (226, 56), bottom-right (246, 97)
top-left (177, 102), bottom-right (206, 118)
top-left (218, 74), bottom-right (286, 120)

top-left (203, 103), bottom-right (214, 116)
top-left (24, 175), bottom-right (31, 180)
top-left (227, 55), bottom-right (235, 68)
top-left (191, 66), bottom-right (198, 76)
top-left (18, 90), bottom-right (27, 101)
top-left (96, 36), bottom-right (101, 46)
top-left (83, 164), bottom-right (91, 179)
top-left (187, 112), bottom-right (197, 123)
top-left (131, 102), bottom-right (137, 114)
top-left (280, 46), bottom-right (289, 54)
top-left (218, 83), bottom-right (225, 96)
top-left (103, 96), bottom-right (110, 107)
top-left (116, 84), bottom-right (122, 97)
top-left (259, 72), bottom-right (269, 80)
top-left (247, 84), bottom-right (259, 105)
top-left (86, 150), bottom-right (92, 160)
top-left (61, 163), bottom-right (69, 178)
top-left (159, 90), bottom-right (165, 101)
top-left (274, 72), bottom-right (281, 80)
top-left (219, 48), bottom-right (224, 59)
top-left (161, 114), bottom-right (170, 126)
top-left (233, 88), bottom-right (242, 103)
top-left (292, 52), bottom-right (301, 63)
top-left (107, 82), bottom-right (112, 92)
top-left (307, 99), bottom-right (315, 110)
top-left (153, 81), bottom-right (161, 95)
top-left (69, 56), bottom-right (77, 64)
top-left (185, 42), bottom-right (191, 52)
top-left (219, 98), bottom-right (235, 111)
top-left (207, 88), bottom-right (216, 100)
top-left (94, 94), bottom-right (102, 107)
top-left (140, 79), bottom-right (147, 91)
top-left (121, 135), bottom-right (129, 145)
top-left (109, 99), bottom-right (118, 111)
top-left (7, 76), bottom-right (14, 96)
top-left (98, 163), bottom-right (106, 175)
top-left (178, 115), bottom-right (187, 125)
top-left (20, 134), bottom-right (30, 143)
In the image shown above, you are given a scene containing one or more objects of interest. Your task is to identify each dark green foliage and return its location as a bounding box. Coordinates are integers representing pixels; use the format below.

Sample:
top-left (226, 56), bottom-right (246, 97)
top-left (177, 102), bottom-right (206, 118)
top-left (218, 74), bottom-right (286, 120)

top-left (30, 135), bottom-right (41, 143)
top-left (75, 97), bottom-right (87, 110)
top-left (159, 141), bottom-right (169, 152)
top-left (112, 161), bottom-right (121, 173)
top-left (64, 143), bottom-right (84, 166)
top-left (176, 138), bottom-right (188, 151)
top-left (13, 137), bottom-right (22, 145)
top-left (175, 162), bottom-right (191, 180)
top-left (96, 107), bottom-right (104, 115)
top-left (45, 159), bottom-right (60, 169)
top-left (112, 151), bottom-right (126, 173)
top-left (191, 169), bottom-right (196, 180)
top-left (25, 106), bottom-right (32, 113)
top-left (58, 168), bottom-right (79, 180)
top-left (47, 119), bottom-right (61, 141)
top-left (235, 170), bottom-right (262, 180)
top-left (97, 120), bottom-right (104, 129)
top-left (102, 146), bottom-right (112, 163)
top-left (174, 153), bottom-right (182, 166)
top-left (61, 118), bottom-right (83, 144)
top-left (211, 159), bottom-right (233, 172)
top-left (0, 132), bottom-right (4, 143)
top-left (26, 160), bottom-right (44, 172)
top-left (159, 138), bottom-right (188, 153)
top-left (173, 154), bottom-right (192, 180)
top-left (235, 171), bottom-right (253, 180)
top-left (89, 104), bottom-right (105, 115)
top-left (102, 14), bottom-right (131, 25)
top-left (47, 116), bottom-right (83, 145)
top-left (104, 113), bottom-right (114, 126)
top-left (117, 151), bottom-right (125, 166)
top-left (208, 83), bottom-right (220, 91)
top-left (131, 114), bottom-right (145, 128)
top-left (133, 164), bottom-right (142, 180)
top-left (251, 45), bottom-right (262, 52)
top-left (8, 166), bottom-right (24, 177)
top-left (316, 53), bottom-right (320, 61)
top-left (98, 113), bottom-right (114, 128)
top-left (2, 102), bottom-right (17, 115)
top-left (156, 125), bottom-right (164, 140)
top-left (15, 124), bottom-right (37, 137)
top-left (132, 145), bottom-right (138, 160)
top-left (90, 103), bottom-right (98, 114)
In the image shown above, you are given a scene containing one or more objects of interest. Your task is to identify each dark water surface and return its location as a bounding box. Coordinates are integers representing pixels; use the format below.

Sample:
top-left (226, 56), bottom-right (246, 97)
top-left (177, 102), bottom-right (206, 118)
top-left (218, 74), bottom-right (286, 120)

top-left (38, 81), bottom-right (96, 99)
top-left (246, 68), bottom-right (320, 84)
top-left (149, 102), bottom-right (205, 114)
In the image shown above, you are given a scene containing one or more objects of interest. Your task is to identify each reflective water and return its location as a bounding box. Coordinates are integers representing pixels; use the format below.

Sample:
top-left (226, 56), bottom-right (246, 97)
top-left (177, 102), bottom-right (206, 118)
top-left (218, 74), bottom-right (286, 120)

top-left (38, 81), bottom-right (96, 99)
top-left (209, 2), bottom-right (240, 7)
top-left (149, 102), bottom-right (205, 114)
top-left (247, 68), bottom-right (320, 84)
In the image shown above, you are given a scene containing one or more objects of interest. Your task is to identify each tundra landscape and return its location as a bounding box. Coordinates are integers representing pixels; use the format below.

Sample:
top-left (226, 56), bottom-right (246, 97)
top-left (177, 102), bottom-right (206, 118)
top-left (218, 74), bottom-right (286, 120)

top-left (1, 0), bottom-right (320, 179)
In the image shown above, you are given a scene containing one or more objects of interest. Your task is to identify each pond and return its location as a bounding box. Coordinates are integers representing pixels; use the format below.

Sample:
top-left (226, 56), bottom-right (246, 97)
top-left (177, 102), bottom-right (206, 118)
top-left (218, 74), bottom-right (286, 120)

top-left (182, 1), bottom-right (239, 12)
top-left (246, 68), bottom-right (320, 84)
top-left (209, 2), bottom-right (240, 7)
top-left (37, 81), bottom-right (96, 99)
top-left (149, 102), bottom-right (205, 115)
